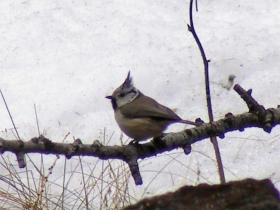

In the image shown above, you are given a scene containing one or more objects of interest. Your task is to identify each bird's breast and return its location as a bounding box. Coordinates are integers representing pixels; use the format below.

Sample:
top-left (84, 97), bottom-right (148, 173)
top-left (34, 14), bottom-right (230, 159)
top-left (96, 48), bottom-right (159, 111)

top-left (114, 109), bottom-right (170, 141)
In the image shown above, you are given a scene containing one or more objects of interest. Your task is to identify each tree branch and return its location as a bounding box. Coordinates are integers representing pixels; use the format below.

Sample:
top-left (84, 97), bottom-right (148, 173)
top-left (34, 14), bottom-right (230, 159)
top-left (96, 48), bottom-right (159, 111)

top-left (0, 84), bottom-right (279, 185)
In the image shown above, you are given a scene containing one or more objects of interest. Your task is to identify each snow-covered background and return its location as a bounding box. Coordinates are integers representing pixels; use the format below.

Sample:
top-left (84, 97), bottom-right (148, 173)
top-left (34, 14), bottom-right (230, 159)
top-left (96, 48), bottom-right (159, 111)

top-left (1, 0), bottom-right (280, 208)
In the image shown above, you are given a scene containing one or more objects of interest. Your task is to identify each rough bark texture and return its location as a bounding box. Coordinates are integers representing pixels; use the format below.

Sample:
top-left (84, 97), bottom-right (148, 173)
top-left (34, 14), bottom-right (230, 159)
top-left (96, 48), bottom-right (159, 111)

top-left (124, 179), bottom-right (280, 210)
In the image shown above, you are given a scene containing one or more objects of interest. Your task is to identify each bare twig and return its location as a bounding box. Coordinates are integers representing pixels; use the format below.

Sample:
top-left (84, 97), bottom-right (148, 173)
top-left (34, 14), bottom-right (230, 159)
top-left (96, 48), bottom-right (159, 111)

top-left (187, 0), bottom-right (225, 183)
top-left (0, 89), bottom-right (21, 141)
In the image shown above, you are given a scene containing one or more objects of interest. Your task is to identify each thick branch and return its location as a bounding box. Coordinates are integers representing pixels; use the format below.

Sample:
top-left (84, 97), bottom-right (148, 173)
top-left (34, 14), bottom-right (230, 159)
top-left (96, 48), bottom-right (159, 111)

top-left (1, 85), bottom-right (280, 185)
top-left (0, 109), bottom-right (279, 184)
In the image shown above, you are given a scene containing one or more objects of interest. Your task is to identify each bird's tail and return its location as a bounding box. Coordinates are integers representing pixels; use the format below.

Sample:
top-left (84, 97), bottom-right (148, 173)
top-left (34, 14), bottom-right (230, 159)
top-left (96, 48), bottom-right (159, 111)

top-left (179, 119), bottom-right (197, 126)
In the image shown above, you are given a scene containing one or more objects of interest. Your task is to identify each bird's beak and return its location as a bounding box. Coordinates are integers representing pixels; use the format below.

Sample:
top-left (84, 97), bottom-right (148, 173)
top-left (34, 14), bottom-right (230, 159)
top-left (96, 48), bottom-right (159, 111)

top-left (105, 96), bottom-right (113, 100)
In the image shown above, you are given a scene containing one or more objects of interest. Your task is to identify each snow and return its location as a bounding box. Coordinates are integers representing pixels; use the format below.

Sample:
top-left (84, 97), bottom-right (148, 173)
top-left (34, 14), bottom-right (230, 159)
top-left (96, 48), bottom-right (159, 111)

top-left (1, 0), bottom-right (280, 208)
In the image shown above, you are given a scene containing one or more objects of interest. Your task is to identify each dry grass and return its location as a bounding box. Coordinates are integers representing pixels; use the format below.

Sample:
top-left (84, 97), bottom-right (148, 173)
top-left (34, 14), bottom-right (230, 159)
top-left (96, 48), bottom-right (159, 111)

top-left (0, 132), bottom-right (135, 210)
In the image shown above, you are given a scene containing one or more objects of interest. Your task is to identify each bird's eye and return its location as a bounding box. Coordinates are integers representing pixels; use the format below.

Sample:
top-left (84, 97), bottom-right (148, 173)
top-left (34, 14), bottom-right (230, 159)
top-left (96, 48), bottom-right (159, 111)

top-left (119, 93), bottom-right (125, 97)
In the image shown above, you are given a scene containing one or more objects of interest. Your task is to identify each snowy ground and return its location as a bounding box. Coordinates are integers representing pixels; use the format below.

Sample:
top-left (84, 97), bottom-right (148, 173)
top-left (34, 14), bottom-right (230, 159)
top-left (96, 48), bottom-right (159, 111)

top-left (1, 0), bottom-right (280, 208)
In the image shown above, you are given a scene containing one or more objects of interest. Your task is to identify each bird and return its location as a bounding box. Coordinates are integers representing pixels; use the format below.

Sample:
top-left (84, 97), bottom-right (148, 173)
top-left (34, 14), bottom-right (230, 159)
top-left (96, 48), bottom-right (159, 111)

top-left (106, 72), bottom-right (196, 144)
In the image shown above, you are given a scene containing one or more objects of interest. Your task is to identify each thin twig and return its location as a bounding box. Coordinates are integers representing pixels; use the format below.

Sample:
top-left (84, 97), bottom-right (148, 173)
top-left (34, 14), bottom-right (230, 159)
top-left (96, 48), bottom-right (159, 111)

top-left (188, 0), bottom-right (225, 183)
top-left (0, 89), bottom-right (21, 140)
top-left (79, 156), bottom-right (89, 210)
top-left (34, 104), bottom-right (41, 135)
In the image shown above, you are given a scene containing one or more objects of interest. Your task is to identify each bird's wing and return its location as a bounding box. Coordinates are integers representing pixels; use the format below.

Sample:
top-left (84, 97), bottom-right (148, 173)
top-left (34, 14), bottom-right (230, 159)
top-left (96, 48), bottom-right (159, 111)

top-left (119, 93), bottom-right (181, 121)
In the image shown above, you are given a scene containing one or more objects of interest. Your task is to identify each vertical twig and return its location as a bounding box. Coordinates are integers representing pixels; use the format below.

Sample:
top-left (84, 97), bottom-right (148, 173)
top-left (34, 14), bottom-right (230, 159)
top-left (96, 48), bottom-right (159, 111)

top-left (100, 128), bottom-right (106, 210)
top-left (0, 89), bottom-right (21, 140)
top-left (34, 103), bottom-right (46, 202)
top-left (34, 104), bottom-right (41, 135)
top-left (79, 156), bottom-right (89, 209)
top-left (188, 0), bottom-right (225, 183)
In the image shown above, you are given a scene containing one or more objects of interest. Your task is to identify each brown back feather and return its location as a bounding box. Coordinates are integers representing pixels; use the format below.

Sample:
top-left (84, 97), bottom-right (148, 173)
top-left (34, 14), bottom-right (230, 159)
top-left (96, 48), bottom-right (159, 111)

top-left (119, 92), bottom-right (181, 121)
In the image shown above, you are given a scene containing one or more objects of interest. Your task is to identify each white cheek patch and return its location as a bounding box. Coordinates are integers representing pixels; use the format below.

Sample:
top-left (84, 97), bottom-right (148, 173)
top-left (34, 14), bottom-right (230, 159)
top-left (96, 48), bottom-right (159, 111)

top-left (117, 90), bottom-right (139, 108)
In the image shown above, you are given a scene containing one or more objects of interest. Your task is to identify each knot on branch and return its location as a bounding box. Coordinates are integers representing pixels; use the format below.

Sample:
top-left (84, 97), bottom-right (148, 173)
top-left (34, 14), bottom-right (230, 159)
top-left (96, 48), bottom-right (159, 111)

top-left (224, 113), bottom-right (245, 132)
top-left (195, 118), bottom-right (204, 125)
top-left (224, 112), bottom-right (234, 123)
top-left (31, 135), bottom-right (45, 144)
top-left (31, 135), bottom-right (53, 150)
top-left (66, 138), bottom-right (84, 159)
top-left (91, 140), bottom-right (102, 152)
top-left (263, 108), bottom-right (277, 133)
